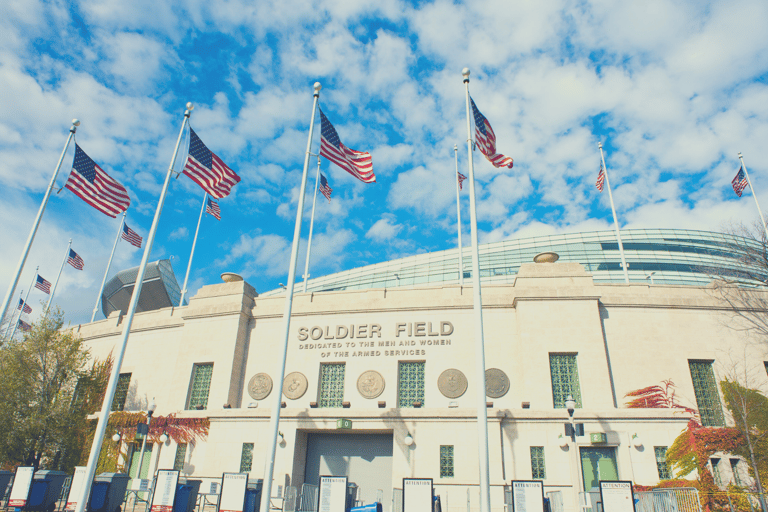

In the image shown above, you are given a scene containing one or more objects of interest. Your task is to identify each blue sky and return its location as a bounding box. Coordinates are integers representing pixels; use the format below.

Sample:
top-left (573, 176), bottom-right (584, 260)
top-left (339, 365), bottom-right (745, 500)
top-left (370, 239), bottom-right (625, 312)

top-left (2, 0), bottom-right (768, 327)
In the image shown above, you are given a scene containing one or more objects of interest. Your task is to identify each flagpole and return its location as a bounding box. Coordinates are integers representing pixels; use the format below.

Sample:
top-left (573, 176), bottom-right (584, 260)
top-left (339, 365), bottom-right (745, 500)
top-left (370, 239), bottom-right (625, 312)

top-left (454, 144), bottom-right (464, 287)
top-left (74, 104), bottom-right (192, 512)
top-left (738, 153), bottom-right (768, 241)
top-left (7, 268), bottom-right (38, 342)
top-left (180, 192), bottom-right (207, 306)
top-left (261, 82), bottom-right (321, 512)
top-left (303, 156), bottom-right (321, 293)
top-left (2, 291), bottom-right (25, 341)
top-left (0, 120), bottom-right (79, 337)
top-left (91, 213), bottom-right (125, 323)
top-left (45, 239), bottom-right (72, 314)
top-left (598, 142), bottom-right (630, 284)
top-left (462, 68), bottom-right (491, 512)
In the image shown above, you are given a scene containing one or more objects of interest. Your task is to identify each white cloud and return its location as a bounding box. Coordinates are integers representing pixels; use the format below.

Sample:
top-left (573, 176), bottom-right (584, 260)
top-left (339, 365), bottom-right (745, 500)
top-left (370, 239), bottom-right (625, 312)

top-left (366, 215), bottom-right (402, 242)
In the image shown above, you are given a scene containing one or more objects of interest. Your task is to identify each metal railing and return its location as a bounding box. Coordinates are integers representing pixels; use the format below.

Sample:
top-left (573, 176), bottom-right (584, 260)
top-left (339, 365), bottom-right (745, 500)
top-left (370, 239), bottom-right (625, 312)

top-left (297, 483), bottom-right (318, 512)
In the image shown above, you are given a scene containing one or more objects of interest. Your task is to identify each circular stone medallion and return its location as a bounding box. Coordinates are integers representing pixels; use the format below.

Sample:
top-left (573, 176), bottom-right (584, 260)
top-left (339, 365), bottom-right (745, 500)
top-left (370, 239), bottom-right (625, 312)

top-left (485, 368), bottom-right (510, 398)
top-left (248, 373), bottom-right (273, 400)
top-left (283, 372), bottom-right (308, 400)
top-left (357, 370), bottom-right (385, 399)
top-left (438, 369), bottom-right (468, 399)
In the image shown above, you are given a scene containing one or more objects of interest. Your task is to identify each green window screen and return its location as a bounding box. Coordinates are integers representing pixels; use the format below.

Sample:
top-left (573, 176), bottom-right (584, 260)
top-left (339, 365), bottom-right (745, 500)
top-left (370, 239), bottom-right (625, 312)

top-left (530, 446), bottom-right (546, 479)
top-left (655, 446), bottom-right (670, 480)
top-left (440, 445), bottom-right (454, 478)
top-left (550, 354), bottom-right (582, 408)
top-left (689, 360), bottom-right (724, 426)
top-left (187, 363), bottom-right (213, 410)
top-left (240, 443), bottom-right (254, 473)
top-left (319, 363), bottom-right (345, 408)
top-left (730, 459), bottom-right (742, 486)
top-left (112, 373), bottom-right (131, 411)
top-left (711, 458), bottom-right (722, 487)
top-left (174, 444), bottom-right (187, 472)
top-left (398, 362), bottom-right (425, 407)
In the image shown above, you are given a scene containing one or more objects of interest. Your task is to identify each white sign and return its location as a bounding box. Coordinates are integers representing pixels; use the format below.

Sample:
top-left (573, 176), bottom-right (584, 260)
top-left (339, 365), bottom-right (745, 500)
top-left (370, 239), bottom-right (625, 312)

top-left (8, 467), bottom-right (35, 507)
top-left (65, 467), bottom-right (88, 510)
top-left (511, 481), bottom-right (544, 512)
top-left (599, 481), bottom-right (636, 512)
top-left (318, 476), bottom-right (347, 512)
top-left (403, 478), bottom-right (432, 512)
top-left (218, 473), bottom-right (248, 512)
top-left (150, 470), bottom-right (179, 512)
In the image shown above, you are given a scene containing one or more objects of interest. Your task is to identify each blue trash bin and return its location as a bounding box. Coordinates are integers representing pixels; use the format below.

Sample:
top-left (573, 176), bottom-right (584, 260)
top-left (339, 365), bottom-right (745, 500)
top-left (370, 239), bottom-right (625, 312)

top-left (349, 504), bottom-right (382, 512)
top-left (88, 482), bottom-right (110, 512)
top-left (244, 488), bottom-right (261, 512)
top-left (91, 473), bottom-right (130, 512)
top-left (30, 471), bottom-right (66, 512)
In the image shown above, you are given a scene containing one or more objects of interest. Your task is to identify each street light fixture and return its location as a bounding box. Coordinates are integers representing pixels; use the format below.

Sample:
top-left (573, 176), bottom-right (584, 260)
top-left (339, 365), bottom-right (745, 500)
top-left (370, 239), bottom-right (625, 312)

top-left (564, 395), bottom-right (583, 441)
top-left (134, 398), bottom-right (156, 480)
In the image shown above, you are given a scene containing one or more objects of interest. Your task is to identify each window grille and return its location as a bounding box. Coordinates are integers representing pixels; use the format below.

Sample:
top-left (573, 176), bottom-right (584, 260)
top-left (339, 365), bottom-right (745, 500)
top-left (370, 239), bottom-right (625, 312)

top-left (398, 362), bottom-right (425, 407)
top-left (319, 363), bottom-right (345, 408)
top-left (655, 446), bottom-right (670, 480)
top-left (549, 354), bottom-right (582, 408)
top-left (730, 459), bottom-right (743, 486)
top-left (689, 360), bottom-right (724, 426)
top-left (187, 363), bottom-right (214, 410)
top-left (173, 444), bottom-right (187, 472)
top-left (440, 446), bottom-right (454, 478)
top-left (530, 446), bottom-right (546, 479)
top-left (112, 373), bottom-right (132, 411)
top-left (240, 443), bottom-right (254, 473)
top-left (711, 458), bottom-right (722, 487)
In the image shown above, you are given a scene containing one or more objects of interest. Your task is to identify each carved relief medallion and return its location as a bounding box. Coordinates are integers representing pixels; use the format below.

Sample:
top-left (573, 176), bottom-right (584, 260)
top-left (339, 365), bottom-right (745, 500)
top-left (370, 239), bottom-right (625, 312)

top-left (485, 368), bottom-right (510, 398)
top-left (357, 370), bottom-right (385, 399)
top-left (438, 369), bottom-right (468, 399)
top-left (283, 372), bottom-right (308, 400)
top-left (248, 373), bottom-right (273, 400)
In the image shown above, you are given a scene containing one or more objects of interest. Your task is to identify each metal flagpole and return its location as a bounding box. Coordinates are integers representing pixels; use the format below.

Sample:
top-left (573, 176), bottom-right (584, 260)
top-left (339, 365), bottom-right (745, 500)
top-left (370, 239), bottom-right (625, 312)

top-left (462, 68), bottom-right (491, 512)
top-left (0, 120), bottom-right (79, 335)
top-left (2, 291), bottom-right (25, 341)
top-left (454, 144), bottom-right (464, 287)
top-left (261, 82), bottom-right (321, 512)
top-left (303, 155), bottom-right (321, 293)
top-left (7, 268), bottom-right (38, 342)
top-left (598, 142), bottom-right (630, 284)
top-left (91, 213), bottom-right (126, 323)
top-left (45, 239), bottom-right (72, 314)
top-left (738, 153), bottom-right (768, 242)
top-left (180, 192), bottom-right (207, 306)
top-left (74, 103), bottom-right (193, 512)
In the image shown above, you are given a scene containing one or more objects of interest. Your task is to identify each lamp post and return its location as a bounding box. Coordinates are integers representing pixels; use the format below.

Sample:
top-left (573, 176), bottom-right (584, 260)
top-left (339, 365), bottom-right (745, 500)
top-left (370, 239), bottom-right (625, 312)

top-left (564, 395), bottom-right (585, 511)
top-left (135, 398), bottom-right (156, 480)
top-left (565, 395), bottom-right (577, 441)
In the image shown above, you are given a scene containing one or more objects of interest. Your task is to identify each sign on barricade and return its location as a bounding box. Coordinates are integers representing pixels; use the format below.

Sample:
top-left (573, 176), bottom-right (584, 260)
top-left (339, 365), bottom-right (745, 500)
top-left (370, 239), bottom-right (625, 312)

top-left (511, 480), bottom-right (544, 512)
top-left (318, 476), bottom-right (347, 512)
top-left (218, 473), bottom-right (248, 512)
top-left (599, 481), bottom-right (636, 512)
top-left (402, 478), bottom-right (432, 512)
top-left (150, 470), bottom-right (179, 512)
top-left (8, 467), bottom-right (34, 507)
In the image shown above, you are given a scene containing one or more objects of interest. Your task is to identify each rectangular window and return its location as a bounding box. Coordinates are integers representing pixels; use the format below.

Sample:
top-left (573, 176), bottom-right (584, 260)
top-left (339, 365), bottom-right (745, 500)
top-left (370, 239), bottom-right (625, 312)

top-left (689, 360), bottom-right (725, 427)
top-left (550, 354), bottom-right (582, 408)
top-left (112, 373), bottom-right (132, 411)
top-left (655, 446), bottom-right (670, 480)
top-left (398, 362), bottom-right (425, 407)
top-left (711, 458), bottom-right (722, 487)
top-left (319, 363), bottom-right (346, 408)
top-left (187, 363), bottom-right (214, 410)
top-left (240, 443), bottom-right (254, 473)
top-left (173, 444), bottom-right (187, 472)
top-left (440, 446), bottom-right (454, 478)
top-left (730, 459), bottom-right (743, 486)
top-left (530, 446), bottom-right (546, 479)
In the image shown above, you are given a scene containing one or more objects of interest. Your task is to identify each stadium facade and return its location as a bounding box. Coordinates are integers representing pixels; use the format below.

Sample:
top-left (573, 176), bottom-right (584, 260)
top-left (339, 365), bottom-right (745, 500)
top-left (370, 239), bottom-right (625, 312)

top-left (73, 228), bottom-right (768, 512)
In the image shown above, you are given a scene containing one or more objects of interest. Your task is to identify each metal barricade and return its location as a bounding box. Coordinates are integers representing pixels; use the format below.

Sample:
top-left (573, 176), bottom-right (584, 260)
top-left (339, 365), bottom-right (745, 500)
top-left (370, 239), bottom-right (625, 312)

top-left (284, 486), bottom-right (297, 512)
top-left (391, 489), bottom-right (402, 512)
top-left (634, 488), bottom-right (701, 512)
top-left (546, 491), bottom-right (564, 512)
top-left (297, 484), bottom-right (318, 512)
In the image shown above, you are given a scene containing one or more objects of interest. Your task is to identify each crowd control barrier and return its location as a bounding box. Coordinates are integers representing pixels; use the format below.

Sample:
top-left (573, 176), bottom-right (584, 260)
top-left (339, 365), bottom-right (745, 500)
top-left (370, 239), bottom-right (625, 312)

top-left (349, 503), bottom-right (382, 512)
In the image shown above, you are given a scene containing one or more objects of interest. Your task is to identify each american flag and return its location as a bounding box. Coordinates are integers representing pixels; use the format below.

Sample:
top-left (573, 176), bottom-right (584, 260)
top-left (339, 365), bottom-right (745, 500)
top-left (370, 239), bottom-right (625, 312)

top-left (182, 128), bottom-right (241, 199)
top-left (732, 167), bottom-right (749, 197)
top-left (64, 144), bottom-right (131, 218)
top-left (67, 249), bottom-right (84, 270)
top-left (319, 109), bottom-right (375, 183)
top-left (469, 97), bottom-right (514, 169)
top-left (18, 319), bottom-right (32, 332)
top-left (206, 197), bottom-right (221, 220)
top-left (596, 164), bottom-right (605, 192)
top-left (319, 173), bottom-right (332, 201)
top-left (35, 275), bottom-right (51, 294)
top-left (18, 299), bottom-right (32, 315)
top-left (122, 223), bottom-right (143, 248)
top-left (457, 172), bottom-right (467, 191)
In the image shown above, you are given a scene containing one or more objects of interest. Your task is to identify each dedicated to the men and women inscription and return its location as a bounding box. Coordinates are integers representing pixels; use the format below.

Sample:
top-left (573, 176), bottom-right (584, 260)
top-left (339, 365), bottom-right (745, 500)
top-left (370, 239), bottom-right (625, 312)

top-left (297, 321), bottom-right (454, 359)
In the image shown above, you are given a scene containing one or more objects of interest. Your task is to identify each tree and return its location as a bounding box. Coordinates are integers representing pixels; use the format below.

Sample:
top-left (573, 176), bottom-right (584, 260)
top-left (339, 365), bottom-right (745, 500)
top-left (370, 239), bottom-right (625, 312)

top-left (0, 308), bottom-right (101, 471)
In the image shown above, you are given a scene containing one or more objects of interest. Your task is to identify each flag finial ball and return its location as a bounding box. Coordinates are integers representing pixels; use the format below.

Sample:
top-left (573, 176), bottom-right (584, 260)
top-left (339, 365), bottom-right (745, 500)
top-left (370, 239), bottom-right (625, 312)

top-left (186, 102), bottom-right (194, 111)
top-left (72, 119), bottom-right (80, 127)
top-left (462, 68), bottom-right (470, 79)
top-left (598, 142), bottom-right (603, 149)
top-left (314, 82), bottom-right (322, 92)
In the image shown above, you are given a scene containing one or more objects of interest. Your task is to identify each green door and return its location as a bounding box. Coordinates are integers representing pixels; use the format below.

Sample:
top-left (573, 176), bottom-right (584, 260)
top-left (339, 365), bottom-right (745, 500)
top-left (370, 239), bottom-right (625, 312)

top-left (128, 443), bottom-right (153, 479)
top-left (580, 447), bottom-right (618, 491)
